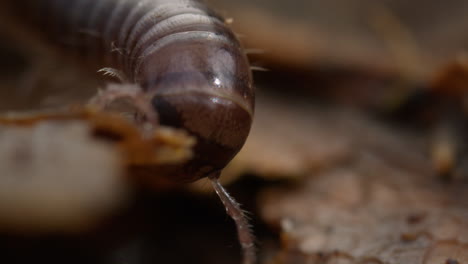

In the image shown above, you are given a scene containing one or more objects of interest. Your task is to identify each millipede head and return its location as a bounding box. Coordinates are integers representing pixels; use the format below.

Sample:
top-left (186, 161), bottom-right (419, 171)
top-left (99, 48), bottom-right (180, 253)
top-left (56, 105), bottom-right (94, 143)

top-left (136, 34), bottom-right (254, 182)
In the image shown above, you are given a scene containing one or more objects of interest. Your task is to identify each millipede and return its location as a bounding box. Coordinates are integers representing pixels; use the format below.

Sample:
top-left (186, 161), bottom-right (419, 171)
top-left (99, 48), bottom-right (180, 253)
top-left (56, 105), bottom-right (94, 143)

top-left (3, 0), bottom-right (256, 263)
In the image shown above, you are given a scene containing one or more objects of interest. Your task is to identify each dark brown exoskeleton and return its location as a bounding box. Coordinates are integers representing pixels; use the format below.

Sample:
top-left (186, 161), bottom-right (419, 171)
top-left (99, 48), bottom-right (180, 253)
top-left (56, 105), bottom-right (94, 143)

top-left (5, 0), bottom-right (255, 263)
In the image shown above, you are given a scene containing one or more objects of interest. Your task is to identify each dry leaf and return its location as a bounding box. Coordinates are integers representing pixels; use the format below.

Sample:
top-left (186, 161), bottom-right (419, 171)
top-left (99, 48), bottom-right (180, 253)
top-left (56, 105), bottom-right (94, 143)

top-left (0, 120), bottom-right (126, 233)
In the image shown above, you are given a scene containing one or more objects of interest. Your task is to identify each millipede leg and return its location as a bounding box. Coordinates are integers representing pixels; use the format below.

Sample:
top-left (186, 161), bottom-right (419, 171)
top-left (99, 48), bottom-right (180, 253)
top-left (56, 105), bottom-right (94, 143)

top-left (209, 174), bottom-right (256, 264)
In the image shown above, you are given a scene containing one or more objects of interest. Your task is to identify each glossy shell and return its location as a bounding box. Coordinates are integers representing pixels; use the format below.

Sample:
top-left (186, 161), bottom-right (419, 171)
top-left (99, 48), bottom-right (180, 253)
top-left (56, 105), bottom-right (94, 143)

top-left (12, 0), bottom-right (254, 182)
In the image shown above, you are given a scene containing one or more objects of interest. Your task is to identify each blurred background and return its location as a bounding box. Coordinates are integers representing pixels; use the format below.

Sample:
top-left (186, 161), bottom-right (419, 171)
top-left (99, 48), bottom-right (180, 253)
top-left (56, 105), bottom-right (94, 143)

top-left (1, 0), bottom-right (468, 263)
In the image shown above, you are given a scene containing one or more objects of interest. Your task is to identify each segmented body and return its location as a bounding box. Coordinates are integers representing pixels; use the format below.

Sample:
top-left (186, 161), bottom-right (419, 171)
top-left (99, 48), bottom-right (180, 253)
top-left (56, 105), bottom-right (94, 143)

top-left (7, 2), bottom-right (256, 263)
top-left (12, 0), bottom-right (254, 183)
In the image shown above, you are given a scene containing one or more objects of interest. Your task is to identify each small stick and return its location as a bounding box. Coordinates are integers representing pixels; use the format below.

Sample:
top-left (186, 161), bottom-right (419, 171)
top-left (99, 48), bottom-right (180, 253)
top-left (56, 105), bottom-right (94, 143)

top-left (209, 173), bottom-right (256, 264)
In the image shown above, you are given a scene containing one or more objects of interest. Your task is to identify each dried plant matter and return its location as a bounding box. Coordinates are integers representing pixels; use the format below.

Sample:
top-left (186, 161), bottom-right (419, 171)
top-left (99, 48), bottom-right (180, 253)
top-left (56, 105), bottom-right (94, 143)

top-left (0, 120), bottom-right (125, 233)
top-left (0, 109), bottom-right (195, 168)
top-left (0, 109), bottom-right (195, 232)
top-left (255, 103), bottom-right (468, 263)
top-left (213, 0), bottom-right (468, 79)
top-left (226, 93), bottom-right (428, 181)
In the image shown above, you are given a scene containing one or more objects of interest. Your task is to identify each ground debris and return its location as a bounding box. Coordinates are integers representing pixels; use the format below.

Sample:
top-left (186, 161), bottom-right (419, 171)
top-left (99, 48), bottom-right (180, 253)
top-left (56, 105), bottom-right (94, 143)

top-left (257, 113), bottom-right (468, 263)
top-left (224, 92), bottom-right (430, 182)
top-left (0, 117), bottom-right (124, 232)
top-left (0, 108), bottom-right (195, 168)
top-left (213, 0), bottom-right (468, 80)
top-left (0, 108), bottom-right (195, 233)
